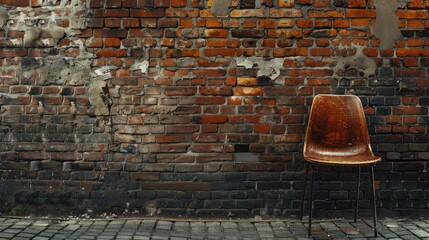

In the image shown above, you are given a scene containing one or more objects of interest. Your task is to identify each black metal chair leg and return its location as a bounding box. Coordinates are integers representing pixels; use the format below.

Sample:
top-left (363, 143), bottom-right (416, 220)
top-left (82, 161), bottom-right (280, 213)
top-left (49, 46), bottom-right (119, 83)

top-left (370, 165), bottom-right (378, 237)
top-left (308, 163), bottom-right (314, 237)
top-left (300, 162), bottom-right (310, 221)
top-left (354, 166), bottom-right (361, 222)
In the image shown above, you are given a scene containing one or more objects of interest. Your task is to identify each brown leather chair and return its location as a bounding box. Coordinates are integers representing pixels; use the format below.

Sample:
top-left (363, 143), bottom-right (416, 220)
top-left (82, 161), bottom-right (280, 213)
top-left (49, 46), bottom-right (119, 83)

top-left (300, 94), bottom-right (380, 237)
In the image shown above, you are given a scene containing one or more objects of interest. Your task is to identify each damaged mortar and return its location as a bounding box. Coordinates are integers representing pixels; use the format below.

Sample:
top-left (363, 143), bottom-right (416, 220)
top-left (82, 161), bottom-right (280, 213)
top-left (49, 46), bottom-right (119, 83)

top-left (373, 0), bottom-right (411, 50)
top-left (334, 44), bottom-right (377, 79)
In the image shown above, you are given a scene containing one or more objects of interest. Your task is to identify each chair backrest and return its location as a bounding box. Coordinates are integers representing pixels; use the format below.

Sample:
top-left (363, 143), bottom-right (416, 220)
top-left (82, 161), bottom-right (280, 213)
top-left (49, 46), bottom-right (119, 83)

top-left (304, 94), bottom-right (374, 160)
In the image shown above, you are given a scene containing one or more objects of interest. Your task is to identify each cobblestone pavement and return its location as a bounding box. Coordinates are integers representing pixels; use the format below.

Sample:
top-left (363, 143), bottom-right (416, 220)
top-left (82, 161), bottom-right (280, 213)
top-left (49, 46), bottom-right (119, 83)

top-left (0, 217), bottom-right (428, 240)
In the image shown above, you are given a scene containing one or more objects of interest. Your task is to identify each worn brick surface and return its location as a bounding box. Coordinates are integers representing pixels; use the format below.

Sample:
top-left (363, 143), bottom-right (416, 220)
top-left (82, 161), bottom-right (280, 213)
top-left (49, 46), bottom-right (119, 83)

top-left (0, 0), bottom-right (428, 217)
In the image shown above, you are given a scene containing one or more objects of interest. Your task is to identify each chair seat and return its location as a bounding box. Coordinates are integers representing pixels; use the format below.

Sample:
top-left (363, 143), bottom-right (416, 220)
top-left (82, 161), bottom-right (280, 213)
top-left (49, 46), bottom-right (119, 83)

top-left (304, 151), bottom-right (381, 165)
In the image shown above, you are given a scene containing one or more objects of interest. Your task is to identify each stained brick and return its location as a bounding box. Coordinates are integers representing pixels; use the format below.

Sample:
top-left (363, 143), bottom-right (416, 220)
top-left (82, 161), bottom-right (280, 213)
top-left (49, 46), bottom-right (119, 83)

top-left (231, 29), bottom-right (265, 38)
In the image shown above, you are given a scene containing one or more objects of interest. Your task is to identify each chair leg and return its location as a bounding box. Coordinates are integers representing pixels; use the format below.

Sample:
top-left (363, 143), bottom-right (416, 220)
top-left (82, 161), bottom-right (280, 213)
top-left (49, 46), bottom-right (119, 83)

top-left (354, 166), bottom-right (361, 222)
top-left (370, 165), bottom-right (378, 237)
top-left (300, 162), bottom-right (310, 221)
top-left (308, 163), bottom-right (314, 237)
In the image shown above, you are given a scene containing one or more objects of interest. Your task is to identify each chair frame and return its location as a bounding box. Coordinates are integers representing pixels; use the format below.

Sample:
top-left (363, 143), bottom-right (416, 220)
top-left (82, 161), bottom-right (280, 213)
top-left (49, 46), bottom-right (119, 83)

top-left (300, 94), bottom-right (379, 237)
top-left (300, 163), bottom-right (378, 237)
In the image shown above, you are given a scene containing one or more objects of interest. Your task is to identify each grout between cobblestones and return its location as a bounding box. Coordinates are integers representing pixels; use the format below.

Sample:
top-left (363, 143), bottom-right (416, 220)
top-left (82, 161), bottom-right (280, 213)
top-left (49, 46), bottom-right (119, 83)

top-left (0, 217), bottom-right (429, 239)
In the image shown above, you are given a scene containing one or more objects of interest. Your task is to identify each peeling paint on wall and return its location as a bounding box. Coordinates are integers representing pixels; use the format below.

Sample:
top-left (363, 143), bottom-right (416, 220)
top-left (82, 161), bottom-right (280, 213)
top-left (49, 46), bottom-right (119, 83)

top-left (334, 45), bottom-right (377, 78)
top-left (373, 0), bottom-right (411, 50)
top-left (237, 57), bottom-right (285, 82)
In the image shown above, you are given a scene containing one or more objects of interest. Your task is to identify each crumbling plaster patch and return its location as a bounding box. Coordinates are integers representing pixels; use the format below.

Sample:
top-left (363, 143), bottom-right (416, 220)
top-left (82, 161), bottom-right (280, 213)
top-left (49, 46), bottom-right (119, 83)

top-left (0, 1), bottom-right (118, 116)
top-left (130, 61), bottom-right (150, 75)
top-left (5, 0), bottom-right (88, 46)
top-left (334, 45), bottom-right (377, 78)
top-left (236, 57), bottom-right (286, 83)
top-left (372, 0), bottom-right (411, 50)
top-left (0, 7), bottom-right (9, 28)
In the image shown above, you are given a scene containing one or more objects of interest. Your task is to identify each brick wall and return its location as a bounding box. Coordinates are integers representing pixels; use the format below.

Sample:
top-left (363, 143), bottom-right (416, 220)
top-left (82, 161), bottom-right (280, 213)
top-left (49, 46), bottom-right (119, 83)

top-left (0, 0), bottom-right (428, 217)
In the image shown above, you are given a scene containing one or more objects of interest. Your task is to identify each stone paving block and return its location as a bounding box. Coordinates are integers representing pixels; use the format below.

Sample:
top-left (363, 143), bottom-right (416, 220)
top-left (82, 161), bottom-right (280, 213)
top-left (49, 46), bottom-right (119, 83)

top-left (0, 217), bottom-right (429, 239)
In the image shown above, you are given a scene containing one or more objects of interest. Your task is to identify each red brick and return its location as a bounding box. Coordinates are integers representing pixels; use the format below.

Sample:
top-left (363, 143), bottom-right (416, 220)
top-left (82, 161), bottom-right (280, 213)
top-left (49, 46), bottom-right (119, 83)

top-left (104, 18), bottom-right (121, 27)
top-left (267, 29), bottom-right (302, 38)
top-left (393, 106), bottom-right (428, 115)
top-left (166, 9), bottom-right (199, 17)
top-left (233, 87), bottom-right (264, 96)
top-left (96, 49), bottom-right (127, 57)
top-left (123, 0), bottom-right (137, 7)
top-left (206, 19), bottom-right (222, 28)
top-left (204, 48), bottom-right (235, 57)
top-left (231, 9), bottom-right (267, 18)
top-left (93, 29), bottom-right (128, 38)
top-left (130, 9), bottom-right (165, 17)
top-left (310, 48), bottom-right (334, 56)
top-left (156, 135), bottom-right (192, 143)
top-left (94, 9), bottom-right (129, 17)
top-left (154, 0), bottom-right (170, 7)
top-left (196, 97), bottom-right (226, 105)
top-left (171, 0), bottom-right (187, 7)
top-left (90, 0), bottom-right (103, 7)
top-left (308, 10), bottom-right (344, 18)
top-left (348, 0), bottom-right (366, 8)
top-left (314, 0), bottom-right (330, 7)
top-left (397, 48), bottom-right (429, 57)
top-left (197, 116), bottom-right (228, 124)
top-left (83, 152), bottom-right (105, 161)
top-left (314, 19), bottom-right (332, 28)
top-left (204, 29), bottom-right (229, 38)
top-left (241, 19), bottom-right (257, 28)
top-left (104, 38), bottom-right (121, 47)
top-left (0, 48), bottom-right (27, 58)
top-left (269, 9), bottom-right (302, 18)
top-left (0, 0), bottom-right (29, 6)
top-left (254, 124), bottom-right (270, 133)
top-left (105, 0), bottom-right (122, 7)
top-left (131, 172), bottom-right (160, 181)
top-left (123, 18), bottom-right (140, 28)
top-left (164, 87), bottom-right (197, 96)
top-left (141, 182), bottom-right (211, 191)
top-left (407, 0), bottom-right (424, 8)
top-left (346, 9), bottom-right (376, 18)
top-left (398, 10), bottom-right (428, 19)
top-left (278, 0), bottom-right (294, 7)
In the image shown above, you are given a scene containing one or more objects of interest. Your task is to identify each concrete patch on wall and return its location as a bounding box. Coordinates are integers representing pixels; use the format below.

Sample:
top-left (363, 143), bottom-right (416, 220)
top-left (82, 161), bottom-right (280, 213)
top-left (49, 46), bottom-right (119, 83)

top-left (211, 0), bottom-right (232, 16)
top-left (237, 57), bottom-right (285, 83)
top-left (0, 7), bottom-right (9, 28)
top-left (334, 45), bottom-right (377, 78)
top-left (373, 0), bottom-right (411, 50)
